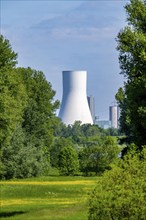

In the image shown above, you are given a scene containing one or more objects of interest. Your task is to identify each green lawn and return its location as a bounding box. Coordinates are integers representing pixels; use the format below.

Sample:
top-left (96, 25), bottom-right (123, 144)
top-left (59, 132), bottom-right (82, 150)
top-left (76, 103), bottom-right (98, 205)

top-left (0, 176), bottom-right (98, 220)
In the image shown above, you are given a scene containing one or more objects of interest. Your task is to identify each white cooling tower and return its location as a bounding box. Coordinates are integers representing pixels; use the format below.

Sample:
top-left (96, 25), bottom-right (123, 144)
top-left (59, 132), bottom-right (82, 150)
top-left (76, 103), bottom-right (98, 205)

top-left (58, 70), bottom-right (93, 125)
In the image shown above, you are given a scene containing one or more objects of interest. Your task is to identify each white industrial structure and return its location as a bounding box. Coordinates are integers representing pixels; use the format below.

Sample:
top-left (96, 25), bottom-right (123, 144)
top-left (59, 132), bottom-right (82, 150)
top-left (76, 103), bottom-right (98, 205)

top-left (58, 70), bottom-right (93, 125)
top-left (109, 105), bottom-right (119, 129)
top-left (87, 95), bottom-right (95, 123)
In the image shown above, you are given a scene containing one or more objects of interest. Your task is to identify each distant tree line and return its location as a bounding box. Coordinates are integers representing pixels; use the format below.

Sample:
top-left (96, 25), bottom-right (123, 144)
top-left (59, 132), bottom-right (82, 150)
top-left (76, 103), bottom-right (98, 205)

top-left (51, 120), bottom-right (121, 176)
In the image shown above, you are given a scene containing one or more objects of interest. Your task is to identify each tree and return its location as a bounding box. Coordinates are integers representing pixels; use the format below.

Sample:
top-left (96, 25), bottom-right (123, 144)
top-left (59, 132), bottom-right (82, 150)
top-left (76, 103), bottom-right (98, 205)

top-left (79, 145), bottom-right (97, 176)
top-left (58, 146), bottom-right (79, 175)
top-left (0, 36), bottom-right (28, 179)
top-left (0, 69), bottom-right (27, 149)
top-left (18, 67), bottom-right (59, 148)
top-left (88, 146), bottom-right (146, 220)
top-left (0, 35), bottom-right (25, 147)
top-left (50, 137), bottom-right (74, 168)
top-left (54, 121), bottom-right (106, 146)
top-left (116, 0), bottom-right (146, 148)
top-left (81, 124), bottom-right (104, 137)
top-left (0, 35), bottom-right (17, 70)
top-left (79, 137), bottom-right (120, 176)
top-left (105, 127), bottom-right (120, 136)
top-left (1, 125), bottom-right (49, 179)
top-left (0, 36), bottom-right (60, 179)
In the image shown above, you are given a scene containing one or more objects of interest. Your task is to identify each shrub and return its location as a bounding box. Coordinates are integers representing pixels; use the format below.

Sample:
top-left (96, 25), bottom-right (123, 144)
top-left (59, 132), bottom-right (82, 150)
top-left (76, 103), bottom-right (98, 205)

top-left (88, 146), bottom-right (146, 220)
top-left (58, 146), bottom-right (79, 176)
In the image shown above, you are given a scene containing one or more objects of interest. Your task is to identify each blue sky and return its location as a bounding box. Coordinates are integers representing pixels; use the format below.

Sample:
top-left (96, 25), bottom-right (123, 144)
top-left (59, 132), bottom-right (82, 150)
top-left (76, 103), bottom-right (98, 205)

top-left (1, 0), bottom-right (129, 120)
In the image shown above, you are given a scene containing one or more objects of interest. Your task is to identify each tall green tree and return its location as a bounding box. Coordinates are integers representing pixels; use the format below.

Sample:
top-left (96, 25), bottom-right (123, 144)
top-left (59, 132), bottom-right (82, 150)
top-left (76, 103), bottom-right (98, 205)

top-left (116, 0), bottom-right (146, 148)
top-left (50, 137), bottom-right (74, 168)
top-left (0, 35), bottom-right (59, 179)
top-left (0, 36), bottom-right (27, 148)
top-left (17, 67), bottom-right (59, 148)
top-left (0, 36), bottom-right (27, 179)
top-left (58, 146), bottom-right (79, 176)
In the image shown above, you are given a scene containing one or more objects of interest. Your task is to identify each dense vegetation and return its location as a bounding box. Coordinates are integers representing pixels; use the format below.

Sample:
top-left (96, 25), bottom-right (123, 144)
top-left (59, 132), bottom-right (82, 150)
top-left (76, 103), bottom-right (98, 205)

top-left (0, 35), bottom-right (59, 179)
top-left (88, 146), bottom-right (146, 220)
top-left (116, 0), bottom-right (146, 149)
top-left (51, 121), bottom-right (121, 176)
top-left (89, 0), bottom-right (146, 219)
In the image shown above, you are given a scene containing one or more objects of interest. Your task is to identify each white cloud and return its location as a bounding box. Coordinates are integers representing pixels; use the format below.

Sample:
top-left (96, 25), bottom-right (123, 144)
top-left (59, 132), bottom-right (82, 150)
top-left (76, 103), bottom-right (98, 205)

top-left (50, 26), bottom-right (118, 41)
top-left (32, 1), bottom-right (126, 43)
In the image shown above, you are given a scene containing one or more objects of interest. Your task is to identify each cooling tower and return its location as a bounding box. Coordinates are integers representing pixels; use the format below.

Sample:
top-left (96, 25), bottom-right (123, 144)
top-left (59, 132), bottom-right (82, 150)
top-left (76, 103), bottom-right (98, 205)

top-left (58, 70), bottom-right (93, 125)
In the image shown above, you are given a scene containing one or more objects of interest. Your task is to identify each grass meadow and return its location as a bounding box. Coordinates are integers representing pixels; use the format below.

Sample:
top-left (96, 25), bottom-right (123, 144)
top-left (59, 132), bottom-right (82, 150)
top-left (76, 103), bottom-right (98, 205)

top-left (0, 176), bottom-right (98, 220)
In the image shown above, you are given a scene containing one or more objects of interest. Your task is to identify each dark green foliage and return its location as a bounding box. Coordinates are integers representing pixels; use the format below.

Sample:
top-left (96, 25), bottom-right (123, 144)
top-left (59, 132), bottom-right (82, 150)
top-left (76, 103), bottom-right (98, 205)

top-left (79, 137), bottom-right (120, 176)
top-left (116, 0), bottom-right (146, 147)
top-left (79, 146), bottom-right (99, 176)
top-left (105, 127), bottom-right (121, 136)
top-left (1, 126), bottom-right (49, 179)
top-left (58, 146), bottom-right (79, 175)
top-left (88, 146), bottom-right (146, 220)
top-left (53, 118), bottom-right (67, 137)
top-left (50, 137), bottom-right (74, 168)
top-left (54, 120), bottom-right (105, 144)
top-left (52, 121), bottom-right (120, 176)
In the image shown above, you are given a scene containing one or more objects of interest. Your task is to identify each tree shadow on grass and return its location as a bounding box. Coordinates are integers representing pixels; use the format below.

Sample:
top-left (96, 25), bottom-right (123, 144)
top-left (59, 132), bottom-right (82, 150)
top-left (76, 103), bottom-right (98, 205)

top-left (0, 211), bottom-right (26, 218)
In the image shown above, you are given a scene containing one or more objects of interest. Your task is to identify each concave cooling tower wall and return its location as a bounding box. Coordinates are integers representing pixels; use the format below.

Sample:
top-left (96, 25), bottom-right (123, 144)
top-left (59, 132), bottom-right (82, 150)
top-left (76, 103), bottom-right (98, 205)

top-left (58, 70), bottom-right (93, 125)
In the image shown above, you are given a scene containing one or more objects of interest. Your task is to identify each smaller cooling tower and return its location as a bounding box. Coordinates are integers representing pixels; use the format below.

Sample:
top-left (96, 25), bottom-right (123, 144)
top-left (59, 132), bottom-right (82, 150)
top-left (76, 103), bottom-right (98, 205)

top-left (58, 70), bottom-right (93, 125)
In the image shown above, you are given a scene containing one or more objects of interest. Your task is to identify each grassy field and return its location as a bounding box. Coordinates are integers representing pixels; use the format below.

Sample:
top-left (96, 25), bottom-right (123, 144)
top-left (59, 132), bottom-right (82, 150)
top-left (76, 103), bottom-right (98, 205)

top-left (0, 176), bottom-right (98, 220)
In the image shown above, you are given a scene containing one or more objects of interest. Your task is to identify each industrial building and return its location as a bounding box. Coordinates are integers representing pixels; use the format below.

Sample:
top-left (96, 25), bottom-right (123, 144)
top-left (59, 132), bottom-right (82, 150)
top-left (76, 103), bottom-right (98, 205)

top-left (87, 95), bottom-right (95, 123)
top-left (58, 70), bottom-right (93, 125)
top-left (109, 105), bottom-right (119, 129)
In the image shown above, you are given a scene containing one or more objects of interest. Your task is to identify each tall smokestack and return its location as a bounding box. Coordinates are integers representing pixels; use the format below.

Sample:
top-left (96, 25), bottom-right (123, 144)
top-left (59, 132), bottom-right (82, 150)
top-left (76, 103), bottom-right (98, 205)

top-left (58, 70), bottom-right (93, 125)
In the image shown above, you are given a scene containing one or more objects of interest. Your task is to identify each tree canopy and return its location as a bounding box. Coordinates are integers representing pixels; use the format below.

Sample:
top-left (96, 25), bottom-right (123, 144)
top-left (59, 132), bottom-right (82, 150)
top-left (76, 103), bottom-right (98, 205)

top-left (0, 35), bottom-right (17, 70)
top-left (116, 0), bottom-right (146, 148)
top-left (0, 35), bottom-right (59, 179)
top-left (58, 145), bottom-right (79, 176)
top-left (89, 2), bottom-right (146, 218)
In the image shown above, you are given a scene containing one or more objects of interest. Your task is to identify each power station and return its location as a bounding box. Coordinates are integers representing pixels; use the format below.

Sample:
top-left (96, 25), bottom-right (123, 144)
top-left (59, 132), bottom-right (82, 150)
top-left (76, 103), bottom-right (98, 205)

top-left (109, 105), bottom-right (119, 129)
top-left (58, 70), bottom-right (93, 125)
